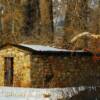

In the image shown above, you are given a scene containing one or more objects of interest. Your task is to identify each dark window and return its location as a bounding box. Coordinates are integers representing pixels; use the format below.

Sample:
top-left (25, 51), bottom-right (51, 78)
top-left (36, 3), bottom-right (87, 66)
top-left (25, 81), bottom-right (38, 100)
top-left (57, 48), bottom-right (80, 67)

top-left (4, 57), bottom-right (13, 86)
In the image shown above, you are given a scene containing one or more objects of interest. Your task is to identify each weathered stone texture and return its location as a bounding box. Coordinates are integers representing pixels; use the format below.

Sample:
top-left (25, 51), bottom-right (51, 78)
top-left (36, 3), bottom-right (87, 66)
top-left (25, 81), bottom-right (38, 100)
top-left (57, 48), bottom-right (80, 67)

top-left (0, 45), bottom-right (100, 88)
top-left (0, 46), bottom-right (31, 87)
top-left (31, 55), bottom-right (100, 88)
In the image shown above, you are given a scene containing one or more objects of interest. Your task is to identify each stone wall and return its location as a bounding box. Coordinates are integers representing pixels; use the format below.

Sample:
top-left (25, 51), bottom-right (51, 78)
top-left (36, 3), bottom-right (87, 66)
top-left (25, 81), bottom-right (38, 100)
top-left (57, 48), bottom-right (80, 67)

top-left (0, 45), bottom-right (100, 88)
top-left (0, 46), bottom-right (32, 87)
top-left (31, 55), bottom-right (100, 88)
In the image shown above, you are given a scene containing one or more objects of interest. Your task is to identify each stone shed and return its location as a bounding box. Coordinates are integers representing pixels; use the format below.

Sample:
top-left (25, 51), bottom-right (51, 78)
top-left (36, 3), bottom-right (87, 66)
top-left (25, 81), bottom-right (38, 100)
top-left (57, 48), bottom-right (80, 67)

top-left (0, 43), bottom-right (100, 88)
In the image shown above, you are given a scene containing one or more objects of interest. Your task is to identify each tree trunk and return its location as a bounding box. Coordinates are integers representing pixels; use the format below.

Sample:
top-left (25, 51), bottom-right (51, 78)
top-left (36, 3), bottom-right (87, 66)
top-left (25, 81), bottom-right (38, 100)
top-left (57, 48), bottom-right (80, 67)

top-left (64, 0), bottom-right (89, 43)
top-left (39, 0), bottom-right (53, 34)
top-left (23, 0), bottom-right (40, 35)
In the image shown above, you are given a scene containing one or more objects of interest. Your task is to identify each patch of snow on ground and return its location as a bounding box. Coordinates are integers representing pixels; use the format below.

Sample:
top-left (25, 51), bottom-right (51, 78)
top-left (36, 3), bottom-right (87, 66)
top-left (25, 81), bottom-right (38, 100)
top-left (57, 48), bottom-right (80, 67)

top-left (0, 86), bottom-right (95, 100)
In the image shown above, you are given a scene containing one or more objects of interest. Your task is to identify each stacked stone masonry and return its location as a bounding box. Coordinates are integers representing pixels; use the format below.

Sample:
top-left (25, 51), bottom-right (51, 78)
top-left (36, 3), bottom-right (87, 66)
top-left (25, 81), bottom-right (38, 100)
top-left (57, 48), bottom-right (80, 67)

top-left (0, 45), bottom-right (100, 88)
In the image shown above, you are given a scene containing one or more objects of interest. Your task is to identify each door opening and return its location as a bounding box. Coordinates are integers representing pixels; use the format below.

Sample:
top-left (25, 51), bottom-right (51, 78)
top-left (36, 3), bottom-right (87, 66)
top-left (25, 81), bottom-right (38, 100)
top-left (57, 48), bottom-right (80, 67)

top-left (4, 57), bottom-right (14, 86)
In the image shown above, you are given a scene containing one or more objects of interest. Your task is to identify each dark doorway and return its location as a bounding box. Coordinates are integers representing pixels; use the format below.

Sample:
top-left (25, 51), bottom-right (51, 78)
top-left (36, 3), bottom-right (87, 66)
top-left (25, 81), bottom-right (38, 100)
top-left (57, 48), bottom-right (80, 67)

top-left (4, 57), bottom-right (14, 86)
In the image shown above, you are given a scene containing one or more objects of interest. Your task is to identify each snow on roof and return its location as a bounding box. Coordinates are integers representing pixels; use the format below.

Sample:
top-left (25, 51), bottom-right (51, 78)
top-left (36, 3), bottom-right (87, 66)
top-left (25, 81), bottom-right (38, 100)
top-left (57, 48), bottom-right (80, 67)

top-left (20, 44), bottom-right (84, 52)
top-left (20, 44), bottom-right (66, 51)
